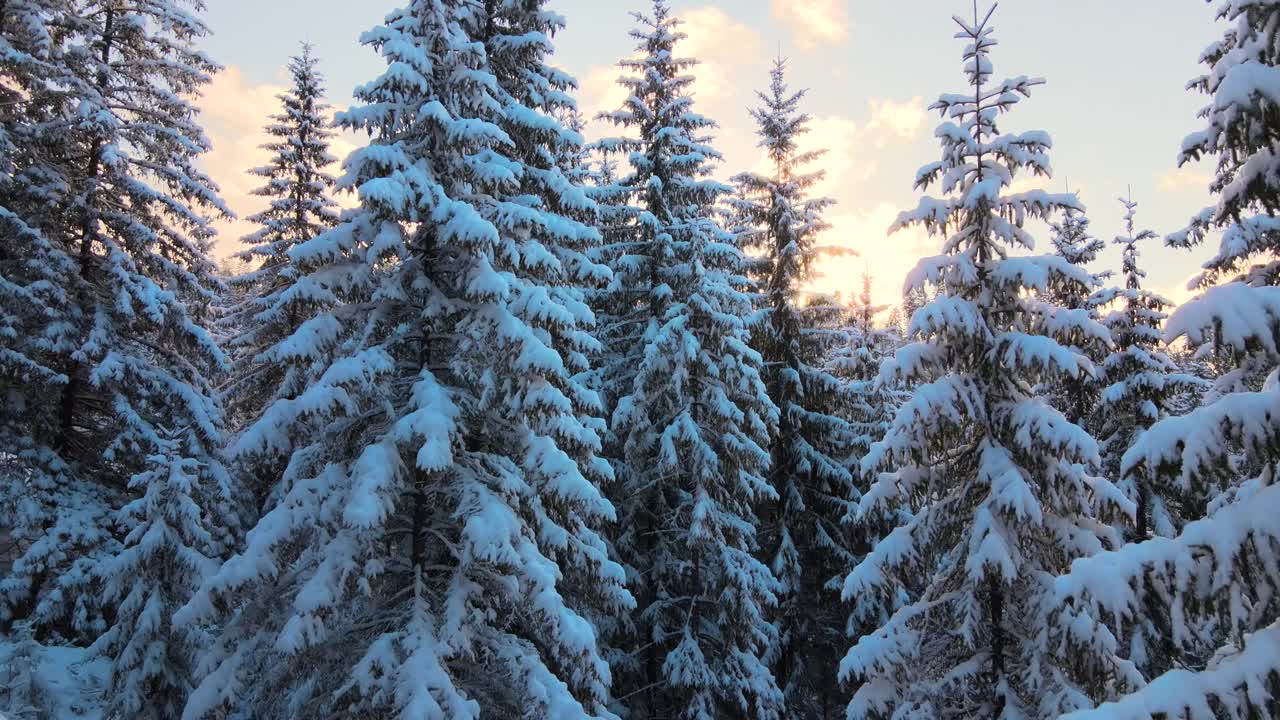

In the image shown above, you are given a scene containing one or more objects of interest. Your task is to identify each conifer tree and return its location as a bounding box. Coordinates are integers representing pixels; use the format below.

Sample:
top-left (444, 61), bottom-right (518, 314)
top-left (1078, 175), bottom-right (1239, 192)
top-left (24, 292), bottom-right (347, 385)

top-left (593, 3), bottom-right (783, 717)
top-left (829, 271), bottom-right (906, 467)
top-left (1054, 2), bottom-right (1280, 715)
top-left (730, 58), bottom-right (856, 718)
top-left (93, 428), bottom-right (232, 719)
top-left (0, 0), bottom-right (234, 658)
top-left (1043, 207), bottom-right (1109, 426)
top-left (179, 3), bottom-right (630, 718)
top-left (221, 45), bottom-right (339, 501)
top-left (0, 0), bottom-right (76, 475)
top-left (1094, 196), bottom-right (1200, 539)
top-left (839, 7), bottom-right (1122, 718)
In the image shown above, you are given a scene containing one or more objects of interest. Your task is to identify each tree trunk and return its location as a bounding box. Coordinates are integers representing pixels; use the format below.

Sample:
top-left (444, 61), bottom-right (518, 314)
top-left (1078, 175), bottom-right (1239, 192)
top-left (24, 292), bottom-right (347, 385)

top-left (57, 6), bottom-right (116, 453)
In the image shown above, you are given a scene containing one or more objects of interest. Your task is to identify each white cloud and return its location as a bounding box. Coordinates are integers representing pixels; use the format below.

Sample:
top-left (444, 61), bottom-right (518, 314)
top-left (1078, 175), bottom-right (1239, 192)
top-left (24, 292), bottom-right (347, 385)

top-left (1157, 164), bottom-right (1212, 192)
top-left (198, 65), bottom-right (283, 257)
top-left (1151, 270), bottom-right (1211, 308)
top-left (678, 7), bottom-right (766, 104)
top-left (808, 203), bottom-right (936, 310)
top-left (771, 0), bottom-right (850, 49)
top-left (197, 65), bottom-right (359, 260)
top-left (867, 96), bottom-right (928, 141)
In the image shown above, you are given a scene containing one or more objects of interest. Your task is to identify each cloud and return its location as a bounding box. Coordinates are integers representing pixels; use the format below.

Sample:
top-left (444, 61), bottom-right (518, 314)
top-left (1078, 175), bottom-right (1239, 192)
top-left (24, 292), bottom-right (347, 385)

top-left (808, 203), bottom-right (936, 310)
top-left (678, 7), bottom-right (767, 104)
top-left (867, 96), bottom-right (928, 141)
top-left (197, 65), bottom-right (359, 260)
top-left (1157, 164), bottom-right (1212, 193)
top-left (198, 65), bottom-right (284, 257)
top-left (1152, 271), bottom-right (1206, 308)
top-left (771, 0), bottom-right (850, 49)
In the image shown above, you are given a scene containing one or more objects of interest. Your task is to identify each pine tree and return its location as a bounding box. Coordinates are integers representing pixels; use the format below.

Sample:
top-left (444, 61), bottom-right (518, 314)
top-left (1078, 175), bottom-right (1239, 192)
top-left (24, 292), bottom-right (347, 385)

top-left (179, 3), bottom-right (630, 718)
top-left (221, 45), bottom-right (339, 501)
top-left (92, 428), bottom-right (231, 719)
top-left (0, 0), bottom-right (234, 657)
top-left (1053, 2), bottom-right (1280, 716)
top-left (1043, 206), bottom-right (1110, 426)
top-left (1094, 196), bottom-right (1201, 540)
top-left (729, 58), bottom-right (856, 718)
top-left (0, 0), bottom-right (77, 476)
top-left (840, 7), bottom-right (1123, 718)
top-left (593, 3), bottom-right (783, 717)
top-left (830, 271), bottom-right (906, 469)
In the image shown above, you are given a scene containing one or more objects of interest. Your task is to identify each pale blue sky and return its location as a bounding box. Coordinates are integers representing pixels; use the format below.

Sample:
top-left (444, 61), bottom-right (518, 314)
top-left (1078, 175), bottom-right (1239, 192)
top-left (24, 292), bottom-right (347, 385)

top-left (201, 1), bottom-right (1221, 307)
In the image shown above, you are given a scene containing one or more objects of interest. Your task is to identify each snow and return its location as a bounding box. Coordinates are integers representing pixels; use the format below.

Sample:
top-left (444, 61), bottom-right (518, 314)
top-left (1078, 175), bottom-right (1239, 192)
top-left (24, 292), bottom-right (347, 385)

top-left (0, 638), bottom-right (109, 720)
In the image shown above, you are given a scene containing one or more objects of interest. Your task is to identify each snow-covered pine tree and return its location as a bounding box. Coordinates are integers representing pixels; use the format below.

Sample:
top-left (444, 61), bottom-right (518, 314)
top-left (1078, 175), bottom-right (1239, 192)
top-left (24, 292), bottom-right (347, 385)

top-left (221, 45), bottom-right (339, 499)
top-left (1094, 196), bottom-right (1200, 540)
top-left (592, 3), bottom-right (783, 717)
top-left (0, 6), bottom-right (89, 624)
top-left (0, 0), bottom-right (234, 655)
top-left (178, 2), bottom-right (630, 718)
top-left (1051, 2), bottom-right (1280, 716)
top-left (0, 0), bottom-right (76, 480)
top-left (729, 57), bottom-right (856, 719)
top-left (1043, 205), bottom-right (1109, 426)
top-left (839, 6), bottom-right (1124, 718)
top-left (92, 427), bottom-right (231, 720)
top-left (1, 621), bottom-right (50, 719)
top-left (829, 271), bottom-right (906, 470)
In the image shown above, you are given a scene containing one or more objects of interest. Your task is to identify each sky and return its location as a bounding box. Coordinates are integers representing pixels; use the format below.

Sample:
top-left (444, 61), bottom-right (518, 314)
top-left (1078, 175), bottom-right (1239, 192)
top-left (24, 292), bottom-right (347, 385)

top-left (199, 0), bottom-right (1222, 309)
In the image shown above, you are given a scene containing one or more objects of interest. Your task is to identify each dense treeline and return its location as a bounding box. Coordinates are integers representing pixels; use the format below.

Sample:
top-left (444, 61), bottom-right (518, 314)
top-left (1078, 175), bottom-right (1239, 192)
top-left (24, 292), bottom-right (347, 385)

top-left (0, 1), bottom-right (1275, 718)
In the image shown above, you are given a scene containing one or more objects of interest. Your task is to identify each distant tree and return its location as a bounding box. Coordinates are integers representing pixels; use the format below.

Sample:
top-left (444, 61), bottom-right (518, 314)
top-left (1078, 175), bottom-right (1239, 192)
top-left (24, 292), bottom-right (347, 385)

top-left (220, 45), bottom-right (339, 500)
top-left (730, 58), bottom-right (857, 719)
top-left (1094, 196), bottom-right (1202, 540)
top-left (1043, 206), bottom-right (1110, 426)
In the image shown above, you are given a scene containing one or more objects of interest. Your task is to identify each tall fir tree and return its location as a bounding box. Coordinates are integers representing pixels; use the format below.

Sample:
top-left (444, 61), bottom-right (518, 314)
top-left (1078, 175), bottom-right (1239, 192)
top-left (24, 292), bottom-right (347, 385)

top-left (0, 0), bottom-right (236, 671)
top-left (593, 3), bottom-right (784, 717)
top-left (1054, 1), bottom-right (1280, 716)
top-left (840, 7), bottom-right (1124, 718)
top-left (221, 45), bottom-right (339, 503)
top-left (179, 2), bottom-right (631, 718)
top-left (729, 58), bottom-right (857, 719)
top-left (0, 0), bottom-right (76, 478)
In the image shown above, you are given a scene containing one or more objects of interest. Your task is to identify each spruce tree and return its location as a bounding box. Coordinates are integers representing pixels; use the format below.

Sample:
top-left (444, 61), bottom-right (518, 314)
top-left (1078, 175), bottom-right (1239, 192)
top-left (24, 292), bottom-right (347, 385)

top-left (0, 0), bottom-right (76, 475)
top-left (224, 46), bottom-right (340, 438)
top-left (593, 3), bottom-right (783, 717)
top-left (829, 271), bottom-right (906, 469)
top-left (730, 58), bottom-right (856, 719)
top-left (93, 427), bottom-right (232, 719)
top-left (1094, 196), bottom-right (1200, 540)
top-left (179, 3), bottom-right (629, 717)
top-left (839, 7), bottom-right (1122, 718)
top-left (1053, 1), bottom-right (1280, 715)
top-left (221, 45), bottom-right (339, 502)
top-left (0, 0), bottom-right (234, 660)
top-left (1043, 207), bottom-right (1110, 427)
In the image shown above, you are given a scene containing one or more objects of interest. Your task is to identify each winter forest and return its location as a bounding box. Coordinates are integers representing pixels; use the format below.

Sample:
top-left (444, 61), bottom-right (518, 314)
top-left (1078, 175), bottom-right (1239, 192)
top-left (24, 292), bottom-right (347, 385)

top-left (0, 0), bottom-right (1277, 718)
